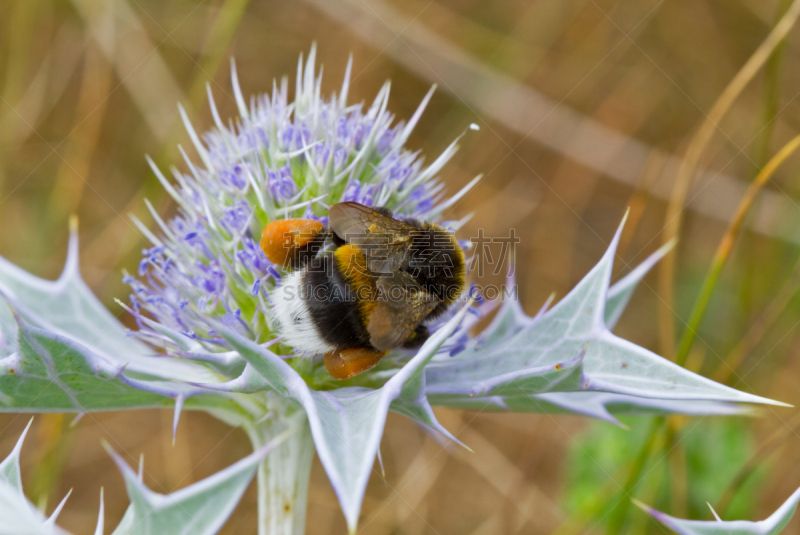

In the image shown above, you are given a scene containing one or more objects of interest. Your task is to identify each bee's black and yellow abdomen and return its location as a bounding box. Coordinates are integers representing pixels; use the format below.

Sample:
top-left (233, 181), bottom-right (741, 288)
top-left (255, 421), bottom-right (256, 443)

top-left (334, 245), bottom-right (379, 327)
top-left (301, 246), bottom-right (376, 351)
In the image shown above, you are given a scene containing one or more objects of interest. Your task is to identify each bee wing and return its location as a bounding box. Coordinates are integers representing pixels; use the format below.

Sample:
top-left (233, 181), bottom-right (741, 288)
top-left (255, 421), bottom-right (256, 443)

top-left (329, 202), bottom-right (416, 274)
top-left (329, 202), bottom-right (412, 237)
top-left (367, 272), bottom-right (440, 351)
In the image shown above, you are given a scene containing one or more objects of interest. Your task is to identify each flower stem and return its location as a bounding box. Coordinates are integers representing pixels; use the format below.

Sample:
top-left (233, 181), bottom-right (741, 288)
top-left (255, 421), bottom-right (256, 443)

top-left (245, 398), bottom-right (313, 535)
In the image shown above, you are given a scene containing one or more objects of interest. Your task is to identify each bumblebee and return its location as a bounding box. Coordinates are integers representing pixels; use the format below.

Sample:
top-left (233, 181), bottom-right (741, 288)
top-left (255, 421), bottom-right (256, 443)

top-left (261, 202), bottom-right (466, 380)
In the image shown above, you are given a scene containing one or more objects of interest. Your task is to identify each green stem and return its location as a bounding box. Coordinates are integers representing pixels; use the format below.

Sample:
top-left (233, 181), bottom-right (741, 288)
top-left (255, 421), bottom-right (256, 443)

top-left (605, 418), bottom-right (663, 535)
top-left (244, 396), bottom-right (313, 535)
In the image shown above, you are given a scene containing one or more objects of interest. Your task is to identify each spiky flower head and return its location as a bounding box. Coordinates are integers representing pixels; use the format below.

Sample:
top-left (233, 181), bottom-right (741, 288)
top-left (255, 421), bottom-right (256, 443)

top-left (124, 47), bottom-right (479, 369)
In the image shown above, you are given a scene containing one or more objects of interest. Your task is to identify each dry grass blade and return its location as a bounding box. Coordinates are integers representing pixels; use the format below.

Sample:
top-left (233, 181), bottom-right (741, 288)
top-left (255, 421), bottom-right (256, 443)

top-left (152, 0), bottom-right (253, 153)
top-left (185, 0), bottom-right (252, 108)
top-left (83, 0), bottom-right (252, 294)
top-left (0, 25), bottom-right (83, 147)
top-left (29, 414), bottom-right (77, 512)
top-left (660, 0), bottom-right (800, 363)
top-left (46, 45), bottom-right (113, 220)
top-left (751, 0), bottom-right (795, 171)
top-left (70, 0), bottom-right (184, 141)
top-left (674, 134), bottom-right (800, 366)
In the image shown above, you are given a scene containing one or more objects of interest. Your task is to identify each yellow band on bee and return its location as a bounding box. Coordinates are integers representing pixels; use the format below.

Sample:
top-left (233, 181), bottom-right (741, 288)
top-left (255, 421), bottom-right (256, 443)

top-left (334, 245), bottom-right (378, 323)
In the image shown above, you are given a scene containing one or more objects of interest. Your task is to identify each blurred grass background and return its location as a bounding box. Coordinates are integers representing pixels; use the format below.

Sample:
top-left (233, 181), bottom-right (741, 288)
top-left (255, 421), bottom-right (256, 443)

top-left (2, 0), bottom-right (800, 533)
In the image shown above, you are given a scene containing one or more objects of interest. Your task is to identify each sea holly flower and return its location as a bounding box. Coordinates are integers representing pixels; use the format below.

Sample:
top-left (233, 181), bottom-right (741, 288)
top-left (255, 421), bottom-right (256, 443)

top-left (0, 47), bottom-right (787, 534)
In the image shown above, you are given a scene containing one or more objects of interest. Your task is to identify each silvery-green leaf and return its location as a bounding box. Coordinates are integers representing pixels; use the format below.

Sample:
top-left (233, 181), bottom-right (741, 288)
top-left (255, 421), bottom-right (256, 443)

top-left (0, 314), bottom-right (168, 412)
top-left (0, 418), bottom-right (31, 491)
top-left (635, 486), bottom-right (800, 534)
top-left (436, 391), bottom-right (749, 427)
top-left (0, 480), bottom-right (68, 535)
top-left (0, 224), bottom-right (212, 382)
top-left (0, 226), bottom-right (225, 414)
top-left (0, 420), bottom-right (74, 535)
top-left (389, 371), bottom-right (465, 446)
top-left (208, 302), bottom-right (472, 532)
top-left (430, 232), bottom-right (749, 423)
top-left (425, 216), bottom-right (784, 407)
top-left (0, 312), bottom-right (238, 423)
top-left (107, 432), bottom-right (285, 535)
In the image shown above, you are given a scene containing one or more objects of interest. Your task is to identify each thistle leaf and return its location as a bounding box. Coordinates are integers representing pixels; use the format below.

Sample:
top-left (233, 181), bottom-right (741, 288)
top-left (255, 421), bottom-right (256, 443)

top-left (0, 480), bottom-right (67, 535)
top-left (440, 391), bottom-right (749, 427)
top-left (635, 486), bottom-right (800, 534)
top-left (0, 418), bottom-right (31, 491)
top-left (0, 420), bottom-right (280, 535)
top-left (0, 226), bottom-right (229, 413)
top-left (0, 314), bottom-right (168, 412)
top-left (389, 372), bottom-right (465, 446)
top-left (0, 421), bottom-right (71, 535)
top-left (107, 437), bottom-right (281, 535)
top-left (0, 310), bottom-right (239, 417)
top-left (0, 225), bottom-right (213, 382)
top-left (426, 216), bottom-right (785, 408)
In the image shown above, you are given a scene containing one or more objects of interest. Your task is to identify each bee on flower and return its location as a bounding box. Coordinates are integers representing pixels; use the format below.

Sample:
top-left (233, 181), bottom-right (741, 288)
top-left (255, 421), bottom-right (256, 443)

top-left (124, 46), bottom-right (479, 381)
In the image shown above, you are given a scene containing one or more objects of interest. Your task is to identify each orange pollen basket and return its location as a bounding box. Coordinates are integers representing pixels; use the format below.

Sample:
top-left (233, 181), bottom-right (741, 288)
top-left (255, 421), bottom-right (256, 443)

top-left (260, 219), bottom-right (324, 267)
top-left (324, 347), bottom-right (389, 380)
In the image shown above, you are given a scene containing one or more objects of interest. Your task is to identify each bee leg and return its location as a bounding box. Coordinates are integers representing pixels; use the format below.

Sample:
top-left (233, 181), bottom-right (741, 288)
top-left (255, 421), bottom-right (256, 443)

top-left (324, 347), bottom-right (388, 380)
top-left (401, 324), bottom-right (429, 349)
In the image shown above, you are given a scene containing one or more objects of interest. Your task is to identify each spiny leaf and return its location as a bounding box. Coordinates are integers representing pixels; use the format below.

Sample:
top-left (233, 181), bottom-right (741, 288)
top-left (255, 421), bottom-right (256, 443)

top-left (425, 216), bottom-right (784, 407)
top-left (0, 224), bottom-right (213, 382)
top-left (0, 418), bottom-right (31, 491)
top-left (0, 312), bottom-right (242, 421)
top-left (0, 313), bottom-right (168, 412)
top-left (389, 371), bottom-right (466, 446)
top-left (107, 435), bottom-right (284, 535)
top-left (635, 485), bottom-right (800, 534)
top-left (0, 479), bottom-right (68, 535)
top-left (0, 420), bottom-right (72, 535)
top-left (0, 227), bottom-right (242, 415)
top-left (0, 420), bottom-right (282, 535)
top-left (438, 391), bottom-right (750, 427)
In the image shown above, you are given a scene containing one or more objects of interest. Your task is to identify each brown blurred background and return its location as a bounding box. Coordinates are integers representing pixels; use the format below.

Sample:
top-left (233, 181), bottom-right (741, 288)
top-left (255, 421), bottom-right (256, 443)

top-left (3, 0), bottom-right (800, 533)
